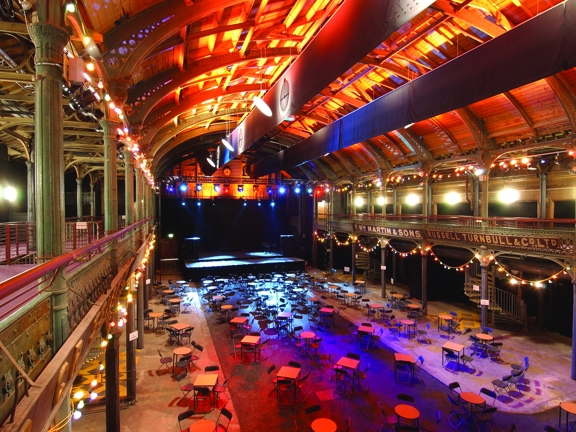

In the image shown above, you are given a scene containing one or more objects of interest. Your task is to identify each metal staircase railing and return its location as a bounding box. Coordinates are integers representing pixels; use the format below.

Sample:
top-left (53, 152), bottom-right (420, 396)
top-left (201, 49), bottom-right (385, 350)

top-left (464, 272), bottom-right (527, 326)
top-left (493, 286), bottom-right (527, 325)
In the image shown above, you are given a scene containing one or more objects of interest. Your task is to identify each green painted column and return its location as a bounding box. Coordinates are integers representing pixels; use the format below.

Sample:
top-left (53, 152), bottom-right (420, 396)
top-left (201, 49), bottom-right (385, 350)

top-left (29, 22), bottom-right (70, 351)
top-left (135, 167), bottom-right (143, 222)
top-left (76, 178), bottom-right (83, 219)
top-left (124, 150), bottom-right (134, 226)
top-left (90, 182), bottom-right (96, 218)
top-left (101, 120), bottom-right (121, 272)
top-left (26, 159), bottom-right (35, 223)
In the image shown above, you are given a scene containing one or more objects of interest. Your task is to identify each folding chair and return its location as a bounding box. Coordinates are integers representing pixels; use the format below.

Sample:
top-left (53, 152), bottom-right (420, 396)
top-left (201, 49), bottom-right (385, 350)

top-left (416, 323), bottom-right (431, 343)
top-left (473, 407), bottom-right (497, 431)
top-left (479, 387), bottom-right (497, 407)
top-left (176, 371), bottom-right (194, 401)
top-left (492, 375), bottom-right (513, 398)
top-left (178, 409), bottom-right (196, 432)
top-left (460, 353), bottom-right (475, 371)
top-left (214, 407), bottom-right (233, 431)
top-left (447, 394), bottom-right (467, 429)
top-left (448, 381), bottom-right (462, 403)
top-left (156, 349), bottom-right (173, 372)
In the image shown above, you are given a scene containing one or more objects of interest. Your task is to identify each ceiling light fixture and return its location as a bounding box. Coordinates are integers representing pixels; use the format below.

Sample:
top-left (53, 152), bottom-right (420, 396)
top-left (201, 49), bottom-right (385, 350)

top-left (207, 149), bottom-right (216, 168)
top-left (253, 50), bottom-right (272, 117)
top-left (221, 108), bottom-right (234, 152)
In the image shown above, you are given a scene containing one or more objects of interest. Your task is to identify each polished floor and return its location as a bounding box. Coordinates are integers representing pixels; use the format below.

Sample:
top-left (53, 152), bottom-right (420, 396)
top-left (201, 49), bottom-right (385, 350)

top-left (73, 270), bottom-right (574, 431)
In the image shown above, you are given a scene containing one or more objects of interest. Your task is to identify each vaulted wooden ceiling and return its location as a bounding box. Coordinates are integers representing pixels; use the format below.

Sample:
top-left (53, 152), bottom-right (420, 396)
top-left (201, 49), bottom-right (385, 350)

top-left (0, 0), bottom-right (573, 186)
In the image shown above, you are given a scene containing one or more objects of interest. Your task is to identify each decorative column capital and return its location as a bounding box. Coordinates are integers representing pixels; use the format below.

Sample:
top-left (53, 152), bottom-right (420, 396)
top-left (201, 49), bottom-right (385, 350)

top-left (108, 78), bottom-right (132, 105)
top-left (99, 120), bottom-right (122, 139)
top-left (478, 245), bottom-right (493, 267)
top-left (29, 23), bottom-right (70, 64)
top-left (123, 149), bottom-right (134, 166)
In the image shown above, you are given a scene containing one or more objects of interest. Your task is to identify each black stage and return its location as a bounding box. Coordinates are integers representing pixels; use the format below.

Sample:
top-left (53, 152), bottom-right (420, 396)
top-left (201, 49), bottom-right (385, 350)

top-left (183, 251), bottom-right (305, 281)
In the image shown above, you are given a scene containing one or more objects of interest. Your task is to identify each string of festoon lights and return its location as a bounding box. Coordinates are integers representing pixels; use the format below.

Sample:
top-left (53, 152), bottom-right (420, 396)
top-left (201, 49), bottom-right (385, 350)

top-left (428, 247), bottom-right (475, 271)
top-left (493, 258), bottom-right (569, 286)
top-left (65, 237), bottom-right (155, 427)
top-left (387, 244), bottom-right (420, 257)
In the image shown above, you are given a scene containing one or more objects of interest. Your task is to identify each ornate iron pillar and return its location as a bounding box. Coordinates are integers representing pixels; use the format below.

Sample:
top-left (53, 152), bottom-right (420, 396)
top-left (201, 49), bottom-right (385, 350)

top-left (135, 167), bottom-right (143, 221)
top-left (539, 172), bottom-right (547, 219)
top-left (105, 330), bottom-right (121, 432)
top-left (124, 150), bottom-right (135, 226)
top-left (572, 278), bottom-right (576, 380)
top-left (351, 185), bottom-right (356, 215)
top-left (124, 149), bottom-right (135, 251)
top-left (29, 21), bottom-right (70, 351)
top-left (480, 177), bottom-right (489, 221)
top-left (351, 238), bottom-right (357, 284)
top-left (479, 246), bottom-right (491, 330)
top-left (380, 239), bottom-right (388, 298)
top-left (422, 178), bottom-right (429, 218)
top-left (367, 189), bottom-right (372, 214)
top-left (26, 159), bottom-right (35, 223)
top-left (90, 182), bottom-right (96, 218)
top-left (472, 176), bottom-right (480, 217)
top-left (76, 178), bottom-right (83, 219)
top-left (392, 188), bottom-right (397, 216)
top-left (421, 245), bottom-right (428, 310)
top-left (101, 120), bottom-right (121, 273)
top-left (126, 290), bottom-right (136, 400)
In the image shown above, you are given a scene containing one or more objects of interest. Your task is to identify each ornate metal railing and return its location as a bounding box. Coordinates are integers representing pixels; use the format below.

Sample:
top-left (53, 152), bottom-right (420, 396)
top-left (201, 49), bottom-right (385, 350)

top-left (0, 222), bottom-right (34, 265)
top-left (0, 218), bottom-right (154, 430)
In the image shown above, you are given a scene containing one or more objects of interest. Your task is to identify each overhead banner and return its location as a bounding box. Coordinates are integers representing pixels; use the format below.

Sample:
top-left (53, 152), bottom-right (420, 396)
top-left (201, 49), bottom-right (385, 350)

top-left (355, 224), bottom-right (422, 239)
top-left (354, 223), bottom-right (572, 254)
top-left (425, 230), bottom-right (571, 254)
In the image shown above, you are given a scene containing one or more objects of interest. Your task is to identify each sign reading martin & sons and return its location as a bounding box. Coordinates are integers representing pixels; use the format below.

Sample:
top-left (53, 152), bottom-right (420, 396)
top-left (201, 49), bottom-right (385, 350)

top-left (355, 224), bottom-right (572, 254)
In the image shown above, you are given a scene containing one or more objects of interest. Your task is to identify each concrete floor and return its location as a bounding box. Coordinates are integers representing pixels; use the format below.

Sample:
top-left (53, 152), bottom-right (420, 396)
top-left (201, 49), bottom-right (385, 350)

top-left (73, 270), bottom-right (573, 432)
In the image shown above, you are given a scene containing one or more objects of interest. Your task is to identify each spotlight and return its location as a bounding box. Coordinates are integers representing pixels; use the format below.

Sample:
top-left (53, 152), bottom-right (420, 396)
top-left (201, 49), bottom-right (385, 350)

top-left (196, 184), bottom-right (202, 191)
top-left (253, 96), bottom-right (273, 117)
top-left (197, 201), bottom-right (201, 206)
top-left (222, 138), bottom-right (234, 152)
top-left (3, 186), bottom-right (16, 202)
top-left (306, 187), bottom-right (313, 194)
top-left (243, 201), bottom-right (247, 206)
top-left (214, 184), bottom-right (221, 192)
top-left (270, 201), bottom-right (275, 207)
top-left (294, 185), bottom-right (301, 194)
top-left (238, 185), bottom-right (244, 193)
top-left (258, 201), bottom-right (261, 206)
top-left (266, 185), bottom-right (273, 195)
top-left (181, 200), bottom-right (185, 206)
top-left (179, 181), bottom-right (188, 192)
top-left (278, 185), bottom-right (286, 194)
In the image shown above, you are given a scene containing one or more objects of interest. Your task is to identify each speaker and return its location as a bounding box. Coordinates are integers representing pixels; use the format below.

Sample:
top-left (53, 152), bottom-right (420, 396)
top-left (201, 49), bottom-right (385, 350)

top-left (183, 237), bottom-right (200, 260)
top-left (280, 235), bottom-right (297, 257)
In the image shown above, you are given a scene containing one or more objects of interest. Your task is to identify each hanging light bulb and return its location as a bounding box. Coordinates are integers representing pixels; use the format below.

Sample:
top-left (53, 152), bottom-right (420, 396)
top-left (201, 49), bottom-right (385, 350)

top-left (222, 138), bottom-right (234, 152)
top-left (253, 59), bottom-right (272, 117)
top-left (253, 96), bottom-right (272, 117)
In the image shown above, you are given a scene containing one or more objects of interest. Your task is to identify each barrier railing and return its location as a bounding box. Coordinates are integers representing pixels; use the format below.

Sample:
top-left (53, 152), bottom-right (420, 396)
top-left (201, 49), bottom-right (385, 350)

top-left (0, 222), bottom-right (33, 265)
top-left (0, 218), bottom-right (152, 321)
top-left (494, 286), bottom-right (527, 326)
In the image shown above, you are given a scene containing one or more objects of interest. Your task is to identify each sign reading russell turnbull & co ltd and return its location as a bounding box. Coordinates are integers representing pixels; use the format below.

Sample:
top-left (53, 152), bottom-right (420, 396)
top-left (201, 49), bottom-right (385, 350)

top-left (354, 224), bottom-right (572, 254)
